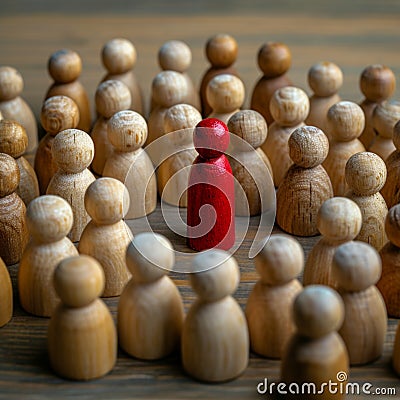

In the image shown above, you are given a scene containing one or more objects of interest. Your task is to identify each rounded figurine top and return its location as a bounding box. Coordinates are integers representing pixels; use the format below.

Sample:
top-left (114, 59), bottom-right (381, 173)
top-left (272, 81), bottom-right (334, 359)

top-left (48, 49), bottom-right (82, 84)
top-left (205, 33), bottom-right (238, 68)
top-left (95, 80), bottom-right (131, 118)
top-left (164, 104), bottom-right (202, 133)
top-left (0, 120), bottom-right (28, 158)
top-left (0, 153), bottom-right (20, 197)
top-left (308, 61), bottom-right (343, 97)
top-left (158, 40), bottom-right (192, 73)
top-left (102, 38), bottom-right (137, 74)
top-left (151, 71), bottom-right (188, 108)
top-left (257, 42), bottom-right (291, 78)
top-left (0, 66), bottom-right (23, 101)
top-left (385, 204), bottom-right (400, 248)
top-left (359, 64), bottom-right (396, 102)
top-left (372, 101), bottom-right (400, 139)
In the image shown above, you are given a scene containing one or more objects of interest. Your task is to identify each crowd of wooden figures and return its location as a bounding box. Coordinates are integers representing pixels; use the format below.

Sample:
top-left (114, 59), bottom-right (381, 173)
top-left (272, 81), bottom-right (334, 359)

top-left (0, 32), bottom-right (400, 394)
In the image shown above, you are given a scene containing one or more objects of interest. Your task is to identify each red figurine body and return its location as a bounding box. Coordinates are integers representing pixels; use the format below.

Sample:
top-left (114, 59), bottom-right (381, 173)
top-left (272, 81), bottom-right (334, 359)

top-left (187, 118), bottom-right (235, 251)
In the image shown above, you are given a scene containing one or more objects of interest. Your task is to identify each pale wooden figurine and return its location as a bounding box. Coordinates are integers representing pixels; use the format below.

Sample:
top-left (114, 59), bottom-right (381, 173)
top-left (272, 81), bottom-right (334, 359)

top-left (118, 233), bottom-right (184, 360)
top-left (359, 64), bottom-right (396, 148)
top-left (305, 61), bottom-right (343, 137)
top-left (157, 104), bottom-right (202, 207)
top-left (0, 257), bottom-right (12, 327)
top-left (250, 42), bottom-right (292, 125)
top-left (0, 66), bottom-right (38, 154)
top-left (18, 195), bottom-right (78, 317)
top-left (91, 79), bottom-right (131, 176)
top-left (323, 101), bottom-right (365, 196)
top-left (200, 33), bottom-right (239, 117)
top-left (147, 71), bottom-right (188, 145)
top-left (206, 74), bottom-right (245, 124)
top-left (227, 110), bottom-right (273, 216)
top-left (103, 110), bottom-right (156, 218)
top-left (260, 86), bottom-right (310, 187)
top-left (78, 178), bottom-right (132, 297)
top-left (101, 38), bottom-right (144, 115)
top-left (377, 204), bottom-right (400, 317)
top-left (303, 197), bottom-right (362, 288)
top-left (345, 152), bottom-right (388, 250)
top-left (276, 126), bottom-right (333, 236)
top-left (369, 101), bottom-right (400, 161)
top-left (0, 120), bottom-right (39, 205)
top-left (246, 234), bottom-right (303, 358)
top-left (0, 153), bottom-right (29, 265)
top-left (47, 129), bottom-right (96, 242)
top-left (48, 255), bottom-right (117, 380)
top-left (182, 250), bottom-right (249, 382)
top-left (35, 95), bottom-right (79, 194)
top-left (45, 49), bottom-right (91, 132)
top-left (333, 241), bottom-right (387, 365)
top-left (281, 285), bottom-right (349, 400)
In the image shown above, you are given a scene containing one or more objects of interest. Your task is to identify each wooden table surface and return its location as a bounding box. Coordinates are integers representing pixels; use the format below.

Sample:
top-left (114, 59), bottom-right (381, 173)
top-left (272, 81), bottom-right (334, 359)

top-left (1, 1), bottom-right (400, 399)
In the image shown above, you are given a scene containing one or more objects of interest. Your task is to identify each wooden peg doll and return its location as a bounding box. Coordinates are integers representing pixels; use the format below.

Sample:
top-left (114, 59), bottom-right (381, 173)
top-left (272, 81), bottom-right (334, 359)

top-left (323, 101), bottom-right (365, 196)
top-left (48, 255), bottom-right (117, 380)
top-left (0, 120), bottom-right (39, 205)
top-left (260, 86), bottom-right (310, 187)
top-left (246, 234), bottom-right (303, 358)
top-left (200, 33), bottom-right (239, 117)
top-left (101, 38), bottom-right (144, 115)
top-left (206, 74), bottom-right (245, 124)
top-left (35, 95), bottom-right (79, 194)
top-left (0, 66), bottom-right (38, 155)
top-left (0, 257), bottom-right (12, 327)
top-left (103, 110), bottom-right (156, 219)
top-left (118, 233), bottom-right (184, 360)
top-left (281, 285), bottom-right (349, 400)
top-left (18, 195), bottom-right (78, 317)
top-left (345, 151), bottom-right (388, 250)
top-left (333, 241), bottom-right (387, 365)
top-left (0, 153), bottom-right (29, 265)
top-left (276, 126), bottom-right (333, 236)
top-left (78, 178), bottom-right (132, 297)
top-left (182, 250), bottom-right (248, 382)
top-left (250, 42), bottom-right (292, 125)
top-left (46, 129), bottom-right (96, 242)
top-left (91, 79), bottom-right (131, 176)
top-left (303, 197), bottom-right (362, 288)
top-left (45, 49), bottom-right (91, 132)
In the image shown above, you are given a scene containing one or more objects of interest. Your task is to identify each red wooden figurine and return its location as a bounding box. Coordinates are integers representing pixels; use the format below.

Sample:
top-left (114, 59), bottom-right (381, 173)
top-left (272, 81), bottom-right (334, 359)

top-left (187, 118), bottom-right (235, 251)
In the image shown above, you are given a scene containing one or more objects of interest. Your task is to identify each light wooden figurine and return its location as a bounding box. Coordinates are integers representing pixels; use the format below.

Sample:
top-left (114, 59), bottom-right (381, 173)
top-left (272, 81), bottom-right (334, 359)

top-left (333, 241), bottom-right (387, 365)
top-left (345, 152), bottom-right (388, 250)
top-left (303, 197), bottom-right (362, 288)
top-left (103, 110), bottom-right (156, 219)
top-left (359, 64), bottom-right (396, 148)
top-left (276, 126), bottom-right (333, 236)
top-left (147, 71), bottom-right (188, 145)
top-left (0, 66), bottom-right (38, 155)
top-left (18, 195), bottom-right (78, 317)
top-left (0, 153), bottom-right (29, 265)
top-left (382, 121), bottom-right (400, 208)
top-left (323, 101), bottom-right (365, 196)
top-left (35, 95), bottom-right (79, 194)
top-left (157, 40), bottom-right (200, 111)
top-left (200, 33), bottom-right (239, 117)
top-left (47, 129), bottom-right (96, 242)
top-left (0, 257), bottom-right (12, 327)
top-left (260, 86), bottom-right (310, 187)
top-left (377, 204), bottom-right (400, 317)
top-left (91, 79), bottom-right (131, 176)
top-left (118, 233), bottom-right (184, 360)
top-left (78, 178), bottom-right (131, 297)
top-left (182, 250), bottom-right (249, 382)
top-left (48, 255), bottom-right (117, 380)
top-left (227, 110), bottom-right (273, 216)
top-left (281, 285), bottom-right (349, 400)
top-left (250, 42), bottom-right (292, 125)
top-left (246, 234), bottom-right (303, 358)
top-left (207, 74), bottom-right (245, 124)
top-left (101, 38), bottom-right (144, 115)
top-left (305, 61), bottom-right (343, 136)
top-left (0, 120), bottom-right (39, 205)
top-left (369, 101), bottom-right (400, 161)
top-left (157, 103), bottom-right (202, 207)
top-left (45, 49), bottom-right (91, 132)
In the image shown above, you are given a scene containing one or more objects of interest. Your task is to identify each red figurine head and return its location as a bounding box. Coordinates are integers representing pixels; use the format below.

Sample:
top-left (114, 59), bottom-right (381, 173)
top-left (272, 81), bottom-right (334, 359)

top-left (193, 118), bottom-right (230, 159)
